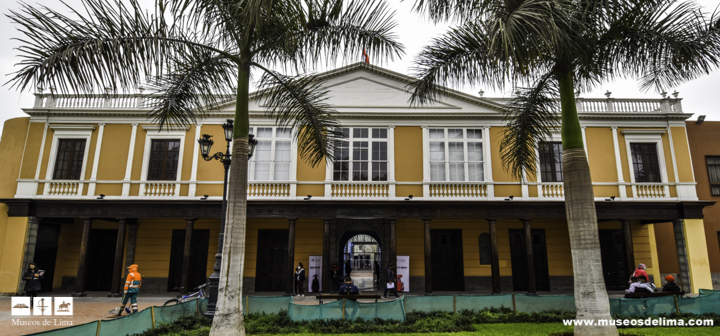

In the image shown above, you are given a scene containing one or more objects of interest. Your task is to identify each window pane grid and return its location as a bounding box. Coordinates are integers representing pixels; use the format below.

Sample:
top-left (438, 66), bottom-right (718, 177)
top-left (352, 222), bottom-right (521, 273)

top-left (539, 142), bottom-right (563, 182)
top-left (332, 127), bottom-right (388, 182)
top-left (631, 143), bottom-right (661, 183)
top-left (53, 139), bottom-right (86, 180)
top-left (148, 139), bottom-right (180, 181)
top-left (707, 156), bottom-right (720, 196)
top-left (429, 128), bottom-right (484, 182)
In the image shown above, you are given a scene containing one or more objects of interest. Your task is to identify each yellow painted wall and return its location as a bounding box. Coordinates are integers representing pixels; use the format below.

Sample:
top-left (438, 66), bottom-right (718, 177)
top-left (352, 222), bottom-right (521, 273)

top-left (616, 129), bottom-right (632, 185)
top-left (297, 185), bottom-right (324, 198)
top-left (670, 127), bottom-right (694, 183)
top-left (96, 124), bottom-right (132, 180)
top-left (293, 219), bottom-right (323, 273)
top-left (661, 132), bottom-right (676, 183)
top-left (244, 219), bottom-right (289, 277)
top-left (130, 126), bottom-right (147, 181)
top-left (19, 122), bottom-right (45, 179)
top-left (394, 127), bottom-right (423, 182)
top-left (396, 185), bottom-right (422, 198)
top-left (0, 217), bottom-right (29, 293)
top-left (683, 219), bottom-right (713, 293)
top-left (489, 127), bottom-right (516, 182)
top-left (180, 125), bottom-right (196, 181)
top-left (95, 184), bottom-right (124, 197)
top-left (586, 127), bottom-right (618, 182)
top-left (593, 185), bottom-right (620, 198)
top-left (647, 224), bottom-right (662, 288)
top-left (396, 219), bottom-right (424, 276)
top-left (36, 128), bottom-right (55, 182)
top-left (494, 185), bottom-right (522, 198)
top-left (83, 125), bottom-right (100, 183)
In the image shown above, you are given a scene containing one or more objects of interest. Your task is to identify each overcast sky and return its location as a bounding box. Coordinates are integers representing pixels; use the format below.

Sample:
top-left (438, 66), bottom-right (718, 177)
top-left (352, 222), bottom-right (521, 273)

top-left (2, 0), bottom-right (720, 135)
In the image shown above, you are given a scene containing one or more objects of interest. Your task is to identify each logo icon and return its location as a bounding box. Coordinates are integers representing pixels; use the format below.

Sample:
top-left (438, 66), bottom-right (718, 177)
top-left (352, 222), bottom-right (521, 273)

top-left (11, 297), bottom-right (31, 316)
top-left (54, 297), bottom-right (73, 316)
top-left (33, 297), bottom-right (52, 315)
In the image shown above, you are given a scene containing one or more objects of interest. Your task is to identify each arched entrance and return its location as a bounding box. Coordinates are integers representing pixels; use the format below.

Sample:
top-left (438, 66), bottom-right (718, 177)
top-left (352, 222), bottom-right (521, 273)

top-left (341, 234), bottom-right (381, 290)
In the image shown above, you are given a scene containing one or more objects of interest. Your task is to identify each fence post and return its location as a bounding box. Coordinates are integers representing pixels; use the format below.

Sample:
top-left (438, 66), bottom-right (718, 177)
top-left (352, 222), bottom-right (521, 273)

top-left (342, 298), bottom-right (346, 320)
top-left (96, 320), bottom-right (102, 336)
top-left (151, 306), bottom-right (156, 329)
top-left (674, 296), bottom-right (680, 314)
top-left (512, 294), bottom-right (516, 312)
top-left (453, 295), bottom-right (456, 314)
top-left (246, 296), bottom-right (250, 315)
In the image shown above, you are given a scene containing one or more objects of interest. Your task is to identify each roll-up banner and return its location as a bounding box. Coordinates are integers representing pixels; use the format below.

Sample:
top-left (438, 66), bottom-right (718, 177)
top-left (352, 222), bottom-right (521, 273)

top-left (309, 255), bottom-right (323, 292)
top-left (396, 255), bottom-right (410, 292)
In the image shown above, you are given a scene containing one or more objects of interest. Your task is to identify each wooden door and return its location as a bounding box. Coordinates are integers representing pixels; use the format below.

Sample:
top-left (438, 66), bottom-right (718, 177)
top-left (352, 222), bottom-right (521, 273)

top-left (509, 229), bottom-right (550, 291)
top-left (167, 229), bottom-right (210, 292)
top-left (33, 224), bottom-right (61, 292)
top-left (85, 229), bottom-right (117, 291)
top-left (431, 229), bottom-right (465, 291)
top-left (255, 229), bottom-right (289, 292)
top-left (599, 230), bottom-right (629, 290)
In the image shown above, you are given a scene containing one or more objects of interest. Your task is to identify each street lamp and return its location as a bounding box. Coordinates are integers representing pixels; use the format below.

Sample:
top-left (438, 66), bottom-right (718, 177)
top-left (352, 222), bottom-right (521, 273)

top-left (201, 119), bottom-right (258, 318)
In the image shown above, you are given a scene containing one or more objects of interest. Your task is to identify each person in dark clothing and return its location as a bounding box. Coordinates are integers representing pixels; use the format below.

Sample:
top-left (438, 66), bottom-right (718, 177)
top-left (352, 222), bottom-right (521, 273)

top-left (338, 277), bottom-right (359, 300)
top-left (662, 275), bottom-right (682, 292)
top-left (23, 263), bottom-right (42, 307)
top-left (345, 260), bottom-right (352, 277)
top-left (383, 265), bottom-right (399, 298)
top-left (295, 262), bottom-right (306, 297)
top-left (374, 261), bottom-right (381, 289)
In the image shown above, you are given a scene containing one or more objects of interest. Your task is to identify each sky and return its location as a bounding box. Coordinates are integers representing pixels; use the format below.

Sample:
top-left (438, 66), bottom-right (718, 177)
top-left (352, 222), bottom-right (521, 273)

top-left (1, 0), bottom-right (720, 135)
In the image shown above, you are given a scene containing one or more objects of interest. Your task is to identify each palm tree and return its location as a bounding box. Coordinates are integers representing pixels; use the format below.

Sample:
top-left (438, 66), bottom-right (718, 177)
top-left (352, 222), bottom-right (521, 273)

top-left (410, 0), bottom-right (720, 334)
top-left (6, 0), bottom-right (403, 335)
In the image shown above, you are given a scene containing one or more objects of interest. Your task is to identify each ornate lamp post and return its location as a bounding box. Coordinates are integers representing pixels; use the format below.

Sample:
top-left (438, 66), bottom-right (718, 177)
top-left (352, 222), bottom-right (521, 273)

top-left (200, 119), bottom-right (258, 318)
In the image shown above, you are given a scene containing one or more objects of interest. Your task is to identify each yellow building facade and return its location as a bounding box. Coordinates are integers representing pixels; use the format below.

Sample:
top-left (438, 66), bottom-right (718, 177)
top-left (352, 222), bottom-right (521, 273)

top-left (0, 63), bottom-right (713, 296)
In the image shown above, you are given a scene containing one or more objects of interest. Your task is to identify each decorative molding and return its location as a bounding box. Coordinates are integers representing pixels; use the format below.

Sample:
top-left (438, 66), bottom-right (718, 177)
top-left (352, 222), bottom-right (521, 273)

top-left (49, 124), bottom-right (97, 131)
top-left (141, 124), bottom-right (189, 132)
top-left (621, 129), bottom-right (667, 135)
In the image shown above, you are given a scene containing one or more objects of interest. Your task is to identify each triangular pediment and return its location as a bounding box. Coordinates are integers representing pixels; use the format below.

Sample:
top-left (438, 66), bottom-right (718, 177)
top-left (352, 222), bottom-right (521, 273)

top-left (321, 76), bottom-right (456, 108)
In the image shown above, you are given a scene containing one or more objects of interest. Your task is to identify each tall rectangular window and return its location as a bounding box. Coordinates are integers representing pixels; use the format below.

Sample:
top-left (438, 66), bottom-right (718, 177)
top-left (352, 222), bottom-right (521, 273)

top-left (249, 127), bottom-right (292, 181)
top-left (539, 142), bottom-right (563, 182)
top-left (53, 139), bottom-right (86, 180)
top-left (429, 128), bottom-right (484, 182)
top-left (630, 143), bottom-right (661, 183)
top-left (333, 127), bottom-right (387, 181)
top-left (148, 139), bottom-right (181, 180)
top-left (707, 156), bottom-right (720, 196)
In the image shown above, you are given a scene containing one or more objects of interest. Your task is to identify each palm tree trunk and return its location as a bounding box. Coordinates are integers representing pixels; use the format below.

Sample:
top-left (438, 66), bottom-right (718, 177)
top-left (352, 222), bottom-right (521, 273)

top-left (558, 71), bottom-right (618, 336)
top-left (210, 67), bottom-right (251, 336)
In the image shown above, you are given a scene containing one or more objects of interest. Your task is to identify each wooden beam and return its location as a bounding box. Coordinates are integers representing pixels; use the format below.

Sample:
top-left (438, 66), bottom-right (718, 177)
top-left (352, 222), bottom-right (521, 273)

top-left (488, 218), bottom-right (501, 293)
top-left (108, 218), bottom-right (126, 297)
top-left (180, 218), bottom-right (195, 295)
top-left (621, 220), bottom-right (635, 278)
top-left (522, 219), bottom-right (536, 294)
top-left (72, 218), bottom-right (91, 297)
top-left (423, 218), bottom-right (433, 295)
top-left (322, 219), bottom-right (331, 293)
top-left (286, 218), bottom-right (296, 295)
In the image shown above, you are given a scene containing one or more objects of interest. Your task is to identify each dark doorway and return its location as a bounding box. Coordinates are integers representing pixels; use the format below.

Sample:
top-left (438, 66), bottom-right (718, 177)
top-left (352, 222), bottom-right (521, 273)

top-left (599, 230), bottom-right (629, 290)
top-left (168, 229), bottom-right (210, 292)
top-left (255, 229), bottom-right (289, 292)
top-left (509, 229), bottom-right (550, 291)
top-left (85, 229), bottom-right (118, 291)
top-left (431, 229), bottom-right (465, 291)
top-left (33, 223), bottom-right (61, 292)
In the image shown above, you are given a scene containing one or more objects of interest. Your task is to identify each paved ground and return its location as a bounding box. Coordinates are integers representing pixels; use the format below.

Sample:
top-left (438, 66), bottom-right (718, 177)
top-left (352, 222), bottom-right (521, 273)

top-left (0, 290), bottom-right (650, 335)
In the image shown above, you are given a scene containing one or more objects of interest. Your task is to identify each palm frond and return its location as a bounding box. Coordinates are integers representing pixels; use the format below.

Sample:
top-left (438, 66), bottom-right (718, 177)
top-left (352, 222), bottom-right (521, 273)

top-left (254, 64), bottom-right (342, 167)
top-left (412, 0), bottom-right (493, 23)
top-left (499, 72), bottom-right (560, 181)
top-left (146, 50), bottom-right (238, 130)
top-left (597, 0), bottom-right (720, 91)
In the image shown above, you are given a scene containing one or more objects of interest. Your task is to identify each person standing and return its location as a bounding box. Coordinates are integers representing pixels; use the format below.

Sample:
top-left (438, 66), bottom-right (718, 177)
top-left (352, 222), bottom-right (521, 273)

top-left (383, 265), bottom-right (399, 299)
top-left (116, 264), bottom-right (142, 316)
top-left (23, 263), bottom-right (42, 308)
top-left (295, 262), bottom-right (306, 297)
top-left (345, 259), bottom-right (352, 277)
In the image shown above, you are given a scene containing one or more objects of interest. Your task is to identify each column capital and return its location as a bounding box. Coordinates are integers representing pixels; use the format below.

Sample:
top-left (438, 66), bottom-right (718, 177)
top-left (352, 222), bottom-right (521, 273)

top-left (486, 218), bottom-right (497, 223)
top-left (421, 218), bottom-right (432, 224)
top-left (184, 218), bottom-right (197, 223)
top-left (520, 218), bottom-right (532, 224)
top-left (287, 218), bottom-right (298, 223)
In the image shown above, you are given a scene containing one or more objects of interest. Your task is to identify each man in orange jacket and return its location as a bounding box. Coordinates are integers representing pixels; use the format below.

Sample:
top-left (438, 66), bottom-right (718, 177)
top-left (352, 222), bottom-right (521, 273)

top-left (116, 264), bottom-right (142, 316)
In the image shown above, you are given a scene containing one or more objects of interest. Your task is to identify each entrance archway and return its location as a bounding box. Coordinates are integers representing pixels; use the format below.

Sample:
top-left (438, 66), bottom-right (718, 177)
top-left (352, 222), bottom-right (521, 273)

top-left (337, 229), bottom-right (383, 291)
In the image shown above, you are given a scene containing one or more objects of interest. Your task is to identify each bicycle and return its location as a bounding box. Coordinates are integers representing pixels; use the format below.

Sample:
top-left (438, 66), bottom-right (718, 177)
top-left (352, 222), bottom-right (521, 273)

top-left (164, 283), bottom-right (207, 306)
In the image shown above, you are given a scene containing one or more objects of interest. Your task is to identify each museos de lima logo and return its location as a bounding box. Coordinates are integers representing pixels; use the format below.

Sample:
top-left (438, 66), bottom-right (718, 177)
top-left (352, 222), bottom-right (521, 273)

top-left (11, 297), bottom-right (73, 316)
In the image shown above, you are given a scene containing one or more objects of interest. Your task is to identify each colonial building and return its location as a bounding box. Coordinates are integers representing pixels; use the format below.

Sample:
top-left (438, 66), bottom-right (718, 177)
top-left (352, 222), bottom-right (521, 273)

top-left (0, 63), bottom-right (714, 296)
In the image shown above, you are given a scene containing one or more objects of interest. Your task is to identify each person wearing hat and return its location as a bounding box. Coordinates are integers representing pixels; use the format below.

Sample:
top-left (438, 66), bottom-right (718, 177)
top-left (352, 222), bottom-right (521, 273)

top-left (115, 264), bottom-right (142, 316)
top-left (662, 275), bottom-right (682, 292)
top-left (629, 263), bottom-right (649, 284)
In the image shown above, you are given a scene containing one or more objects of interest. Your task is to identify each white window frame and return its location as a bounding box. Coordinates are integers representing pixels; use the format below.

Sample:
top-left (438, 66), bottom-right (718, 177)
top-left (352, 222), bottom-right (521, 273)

top-left (139, 125), bottom-right (187, 197)
top-left (622, 129), bottom-right (670, 198)
top-left (248, 126), bottom-right (297, 182)
top-left (43, 124), bottom-right (96, 196)
top-left (424, 127), bottom-right (486, 182)
top-left (330, 127), bottom-right (390, 182)
top-left (535, 131), bottom-right (563, 183)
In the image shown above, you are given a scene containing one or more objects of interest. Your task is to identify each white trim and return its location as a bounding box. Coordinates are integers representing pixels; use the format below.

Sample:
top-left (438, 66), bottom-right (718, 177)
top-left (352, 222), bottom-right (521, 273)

top-left (141, 124), bottom-right (189, 131)
top-left (43, 125), bottom-right (95, 196)
top-left (387, 125), bottom-right (396, 198)
top-left (139, 128), bottom-right (187, 197)
top-left (623, 131), bottom-right (670, 198)
top-left (33, 122), bottom-right (49, 180)
top-left (86, 123), bottom-right (105, 197)
top-left (621, 129), bottom-right (667, 135)
top-left (421, 126), bottom-right (430, 198)
top-left (122, 124), bottom-right (138, 197)
top-left (612, 127), bottom-right (627, 199)
top-left (581, 126), bottom-right (589, 165)
top-left (189, 124), bottom-right (202, 197)
top-left (483, 126), bottom-right (494, 197)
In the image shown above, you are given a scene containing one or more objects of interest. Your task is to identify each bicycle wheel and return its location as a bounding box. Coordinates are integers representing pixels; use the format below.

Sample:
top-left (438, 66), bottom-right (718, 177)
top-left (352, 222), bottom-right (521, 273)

top-left (163, 299), bottom-right (180, 306)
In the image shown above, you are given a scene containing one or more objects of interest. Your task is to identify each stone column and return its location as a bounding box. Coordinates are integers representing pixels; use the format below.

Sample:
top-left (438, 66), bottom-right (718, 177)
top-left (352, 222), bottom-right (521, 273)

top-left (72, 218), bottom-right (92, 297)
top-left (673, 219), bottom-right (691, 292)
top-left (322, 219), bottom-right (331, 293)
top-left (522, 219), bottom-right (536, 294)
top-left (423, 218), bottom-right (433, 295)
top-left (488, 218), bottom-right (501, 293)
top-left (286, 218), bottom-right (297, 295)
top-left (108, 218), bottom-right (127, 297)
top-left (621, 220), bottom-right (635, 278)
top-left (18, 217), bottom-right (40, 294)
top-left (180, 218), bottom-right (195, 295)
